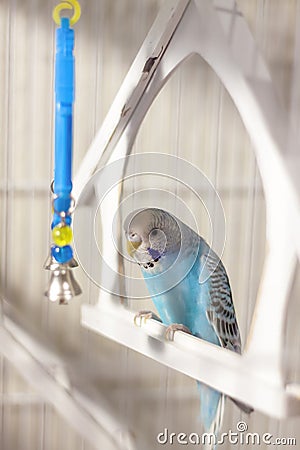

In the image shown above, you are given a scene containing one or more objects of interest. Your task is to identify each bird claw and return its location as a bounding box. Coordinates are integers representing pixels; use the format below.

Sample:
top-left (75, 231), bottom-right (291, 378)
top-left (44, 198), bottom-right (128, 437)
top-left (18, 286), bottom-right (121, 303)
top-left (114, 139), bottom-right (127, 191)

top-left (165, 324), bottom-right (192, 341)
top-left (133, 310), bottom-right (162, 327)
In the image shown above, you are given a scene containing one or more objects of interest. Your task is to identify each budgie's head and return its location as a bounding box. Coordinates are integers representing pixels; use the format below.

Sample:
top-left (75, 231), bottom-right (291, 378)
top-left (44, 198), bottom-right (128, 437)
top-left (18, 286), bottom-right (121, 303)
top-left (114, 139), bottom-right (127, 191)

top-left (124, 208), bottom-right (181, 268)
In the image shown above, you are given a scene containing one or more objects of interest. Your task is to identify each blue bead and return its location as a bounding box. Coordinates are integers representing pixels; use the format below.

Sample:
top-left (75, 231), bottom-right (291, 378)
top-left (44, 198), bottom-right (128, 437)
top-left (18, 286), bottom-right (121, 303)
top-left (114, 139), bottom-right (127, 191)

top-left (53, 196), bottom-right (71, 214)
top-left (51, 214), bottom-right (71, 229)
top-left (51, 245), bottom-right (73, 263)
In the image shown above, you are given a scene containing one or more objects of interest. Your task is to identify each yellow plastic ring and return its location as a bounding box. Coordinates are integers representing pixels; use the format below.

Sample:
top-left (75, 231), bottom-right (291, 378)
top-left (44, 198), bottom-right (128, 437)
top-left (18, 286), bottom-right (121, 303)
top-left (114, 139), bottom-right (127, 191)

top-left (53, 0), bottom-right (81, 26)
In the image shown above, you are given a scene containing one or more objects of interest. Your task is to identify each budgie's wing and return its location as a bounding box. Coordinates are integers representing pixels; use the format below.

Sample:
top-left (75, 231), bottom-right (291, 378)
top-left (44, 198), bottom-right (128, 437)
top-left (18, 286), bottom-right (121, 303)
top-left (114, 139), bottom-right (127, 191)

top-left (199, 246), bottom-right (254, 416)
top-left (199, 250), bottom-right (241, 354)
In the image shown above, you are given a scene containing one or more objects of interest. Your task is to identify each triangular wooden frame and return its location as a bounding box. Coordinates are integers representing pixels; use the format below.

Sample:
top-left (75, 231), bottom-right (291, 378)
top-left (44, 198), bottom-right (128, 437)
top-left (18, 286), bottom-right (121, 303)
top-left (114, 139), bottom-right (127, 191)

top-left (74, 0), bottom-right (300, 418)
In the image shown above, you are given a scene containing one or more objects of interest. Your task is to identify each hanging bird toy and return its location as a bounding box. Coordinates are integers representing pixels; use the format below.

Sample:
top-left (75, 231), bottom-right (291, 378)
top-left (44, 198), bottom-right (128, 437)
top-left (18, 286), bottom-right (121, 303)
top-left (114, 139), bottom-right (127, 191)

top-left (44, 0), bottom-right (82, 304)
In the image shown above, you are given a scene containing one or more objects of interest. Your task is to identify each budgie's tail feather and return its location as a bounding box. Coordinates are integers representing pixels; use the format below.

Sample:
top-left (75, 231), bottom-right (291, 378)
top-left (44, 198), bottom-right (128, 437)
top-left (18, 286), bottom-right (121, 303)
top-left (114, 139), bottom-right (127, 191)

top-left (204, 393), bottom-right (225, 450)
top-left (210, 392), bottom-right (225, 437)
top-left (197, 381), bottom-right (225, 450)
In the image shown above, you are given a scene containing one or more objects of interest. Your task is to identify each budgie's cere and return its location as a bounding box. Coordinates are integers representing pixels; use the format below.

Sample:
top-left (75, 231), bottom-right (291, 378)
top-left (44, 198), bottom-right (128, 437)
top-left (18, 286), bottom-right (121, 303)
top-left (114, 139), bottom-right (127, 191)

top-left (124, 208), bottom-right (252, 441)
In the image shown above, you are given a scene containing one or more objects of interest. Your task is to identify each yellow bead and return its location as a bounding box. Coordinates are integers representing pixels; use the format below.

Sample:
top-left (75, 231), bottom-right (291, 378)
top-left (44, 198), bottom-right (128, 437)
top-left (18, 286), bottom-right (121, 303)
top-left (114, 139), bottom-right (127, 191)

top-left (52, 225), bottom-right (73, 247)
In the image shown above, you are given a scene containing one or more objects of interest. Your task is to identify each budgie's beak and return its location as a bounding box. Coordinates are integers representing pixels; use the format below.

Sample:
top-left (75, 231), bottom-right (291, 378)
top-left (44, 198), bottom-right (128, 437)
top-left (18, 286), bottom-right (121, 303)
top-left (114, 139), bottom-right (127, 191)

top-left (127, 240), bottom-right (141, 257)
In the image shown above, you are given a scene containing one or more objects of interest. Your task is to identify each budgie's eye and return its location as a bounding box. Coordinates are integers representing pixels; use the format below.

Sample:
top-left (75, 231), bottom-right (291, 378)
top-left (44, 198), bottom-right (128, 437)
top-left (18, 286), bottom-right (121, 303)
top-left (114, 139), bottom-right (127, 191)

top-left (129, 232), bottom-right (139, 240)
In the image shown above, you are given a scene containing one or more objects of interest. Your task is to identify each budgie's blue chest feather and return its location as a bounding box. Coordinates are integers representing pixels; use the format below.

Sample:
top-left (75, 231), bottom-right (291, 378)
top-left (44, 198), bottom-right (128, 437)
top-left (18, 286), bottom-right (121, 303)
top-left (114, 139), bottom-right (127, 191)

top-left (142, 246), bottom-right (220, 347)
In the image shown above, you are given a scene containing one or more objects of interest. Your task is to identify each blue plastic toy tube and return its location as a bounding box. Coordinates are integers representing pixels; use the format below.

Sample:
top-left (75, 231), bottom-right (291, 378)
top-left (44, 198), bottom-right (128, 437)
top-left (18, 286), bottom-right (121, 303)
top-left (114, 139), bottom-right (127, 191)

top-left (53, 17), bottom-right (74, 213)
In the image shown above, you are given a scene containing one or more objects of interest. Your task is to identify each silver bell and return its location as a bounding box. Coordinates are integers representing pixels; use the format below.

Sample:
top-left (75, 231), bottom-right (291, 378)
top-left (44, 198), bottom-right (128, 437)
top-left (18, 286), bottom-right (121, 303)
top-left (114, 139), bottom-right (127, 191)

top-left (44, 265), bottom-right (82, 305)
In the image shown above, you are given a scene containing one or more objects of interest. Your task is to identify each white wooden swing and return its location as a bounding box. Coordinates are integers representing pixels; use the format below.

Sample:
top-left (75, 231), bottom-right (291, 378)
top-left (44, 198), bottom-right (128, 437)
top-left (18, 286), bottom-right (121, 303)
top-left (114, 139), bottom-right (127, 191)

top-left (72, 0), bottom-right (300, 418)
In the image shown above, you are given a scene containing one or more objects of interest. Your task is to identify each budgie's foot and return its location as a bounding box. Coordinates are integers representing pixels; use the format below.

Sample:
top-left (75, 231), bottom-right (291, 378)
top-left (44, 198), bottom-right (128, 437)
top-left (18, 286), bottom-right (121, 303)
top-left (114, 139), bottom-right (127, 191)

top-left (133, 310), bottom-right (162, 327)
top-left (165, 323), bottom-right (192, 341)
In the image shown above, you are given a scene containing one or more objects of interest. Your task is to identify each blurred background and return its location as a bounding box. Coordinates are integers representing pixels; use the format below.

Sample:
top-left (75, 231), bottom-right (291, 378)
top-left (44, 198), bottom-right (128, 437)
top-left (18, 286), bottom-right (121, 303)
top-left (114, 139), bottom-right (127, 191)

top-left (0, 0), bottom-right (300, 449)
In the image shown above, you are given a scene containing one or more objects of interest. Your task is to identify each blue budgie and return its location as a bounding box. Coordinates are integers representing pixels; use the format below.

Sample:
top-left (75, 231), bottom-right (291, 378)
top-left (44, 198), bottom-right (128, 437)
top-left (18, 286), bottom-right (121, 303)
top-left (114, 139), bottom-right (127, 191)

top-left (124, 208), bottom-right (252, 445)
